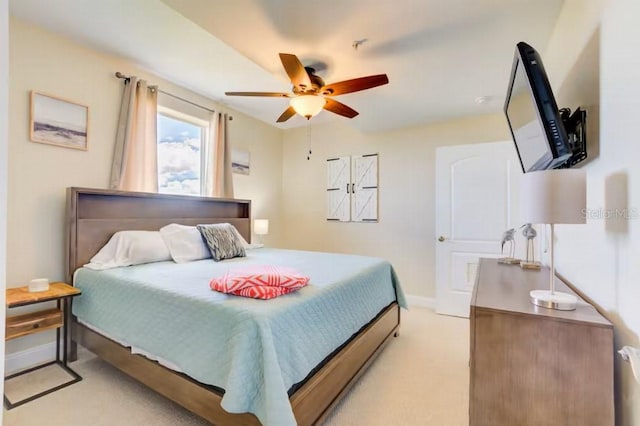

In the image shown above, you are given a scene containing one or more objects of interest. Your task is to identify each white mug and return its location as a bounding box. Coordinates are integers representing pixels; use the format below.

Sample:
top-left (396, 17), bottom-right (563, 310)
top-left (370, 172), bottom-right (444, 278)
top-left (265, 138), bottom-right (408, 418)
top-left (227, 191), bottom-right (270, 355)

top-left (28, 278), bottom-right (49, 292)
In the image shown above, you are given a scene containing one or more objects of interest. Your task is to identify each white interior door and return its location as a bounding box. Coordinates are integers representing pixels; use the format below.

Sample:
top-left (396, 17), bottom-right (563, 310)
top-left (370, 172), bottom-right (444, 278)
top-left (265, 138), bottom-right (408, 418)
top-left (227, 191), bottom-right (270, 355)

top-left (435, 141), bottom-right (523, 317)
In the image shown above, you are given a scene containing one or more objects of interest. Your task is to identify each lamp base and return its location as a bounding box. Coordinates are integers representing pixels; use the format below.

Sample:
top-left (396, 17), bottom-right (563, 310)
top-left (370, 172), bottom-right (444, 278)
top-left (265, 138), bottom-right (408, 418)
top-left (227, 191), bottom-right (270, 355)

top-left (530, 290), bottom-right (577, 311)
top-left (520, 261), bottom-right (542, 270)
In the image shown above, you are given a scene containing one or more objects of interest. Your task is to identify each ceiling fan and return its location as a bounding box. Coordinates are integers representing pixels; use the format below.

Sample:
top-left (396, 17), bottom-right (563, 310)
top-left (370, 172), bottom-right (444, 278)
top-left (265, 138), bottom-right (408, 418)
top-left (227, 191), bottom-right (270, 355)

top-left (225, 53), bottom-right (389, 122)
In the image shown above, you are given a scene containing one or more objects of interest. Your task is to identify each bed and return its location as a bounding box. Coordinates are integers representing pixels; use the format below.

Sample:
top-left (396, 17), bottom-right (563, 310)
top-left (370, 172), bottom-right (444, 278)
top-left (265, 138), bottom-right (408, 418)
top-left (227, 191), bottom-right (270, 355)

top-left (66, 187), bottom-right (404, 425)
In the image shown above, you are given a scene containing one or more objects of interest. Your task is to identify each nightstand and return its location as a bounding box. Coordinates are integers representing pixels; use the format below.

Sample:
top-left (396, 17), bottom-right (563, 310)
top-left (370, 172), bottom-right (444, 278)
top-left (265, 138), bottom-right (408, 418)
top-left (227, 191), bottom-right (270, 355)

top-left (4, 282), bottom-right (82, 409)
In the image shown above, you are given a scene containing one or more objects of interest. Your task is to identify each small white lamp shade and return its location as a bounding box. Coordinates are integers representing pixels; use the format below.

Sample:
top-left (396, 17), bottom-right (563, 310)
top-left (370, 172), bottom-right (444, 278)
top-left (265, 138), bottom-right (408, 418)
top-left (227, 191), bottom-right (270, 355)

top-left (254, 219), bottom-right (269, 236)
top-left (519, 169), bottom-right (586, 311)
top-left (520, 169), bottom-right (586, 225)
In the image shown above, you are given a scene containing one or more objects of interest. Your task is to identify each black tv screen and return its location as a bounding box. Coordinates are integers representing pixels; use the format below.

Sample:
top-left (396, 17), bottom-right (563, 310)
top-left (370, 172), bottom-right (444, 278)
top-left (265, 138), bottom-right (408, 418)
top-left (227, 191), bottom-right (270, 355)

top-left (504, 42), bottom-right (571, 173)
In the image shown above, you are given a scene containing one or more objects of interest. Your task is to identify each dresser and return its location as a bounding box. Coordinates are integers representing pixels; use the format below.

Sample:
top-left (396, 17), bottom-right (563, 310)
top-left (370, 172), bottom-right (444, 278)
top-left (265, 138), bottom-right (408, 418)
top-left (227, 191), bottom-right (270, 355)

top-left (469, 258), bottom-right (614, 425)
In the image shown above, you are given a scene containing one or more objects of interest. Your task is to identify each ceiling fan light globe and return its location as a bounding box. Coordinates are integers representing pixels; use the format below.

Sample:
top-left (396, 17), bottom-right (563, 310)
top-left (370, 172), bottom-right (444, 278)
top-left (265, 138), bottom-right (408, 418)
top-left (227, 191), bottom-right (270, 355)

top-left (290, 95), bottom-right (326, 119)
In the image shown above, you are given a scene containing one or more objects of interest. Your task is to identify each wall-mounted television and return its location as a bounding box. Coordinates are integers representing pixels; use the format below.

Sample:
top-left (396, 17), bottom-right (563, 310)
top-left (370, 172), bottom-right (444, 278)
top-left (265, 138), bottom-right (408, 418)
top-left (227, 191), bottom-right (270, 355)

top-left (504, 42), bottom-right (583, 173)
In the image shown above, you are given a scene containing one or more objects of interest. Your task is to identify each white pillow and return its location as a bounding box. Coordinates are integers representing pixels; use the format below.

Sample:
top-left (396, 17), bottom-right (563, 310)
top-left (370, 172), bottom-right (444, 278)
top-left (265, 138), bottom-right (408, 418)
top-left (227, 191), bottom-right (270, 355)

top-left (160, 223), bottom-right (211, 263)
top-left (84, 231), bottom-right (171, 270)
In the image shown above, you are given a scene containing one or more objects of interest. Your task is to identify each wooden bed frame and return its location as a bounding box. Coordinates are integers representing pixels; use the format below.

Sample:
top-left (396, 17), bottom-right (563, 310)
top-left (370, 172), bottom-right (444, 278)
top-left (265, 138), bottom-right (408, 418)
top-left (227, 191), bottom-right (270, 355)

top-left (66, 187), bottom-right (400, 425)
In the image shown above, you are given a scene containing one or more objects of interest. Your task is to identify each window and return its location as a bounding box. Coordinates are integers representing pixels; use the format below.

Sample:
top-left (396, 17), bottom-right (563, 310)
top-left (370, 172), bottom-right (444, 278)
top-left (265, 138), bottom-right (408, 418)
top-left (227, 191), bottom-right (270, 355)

top-left (157, 110), bottom-right (207, 195)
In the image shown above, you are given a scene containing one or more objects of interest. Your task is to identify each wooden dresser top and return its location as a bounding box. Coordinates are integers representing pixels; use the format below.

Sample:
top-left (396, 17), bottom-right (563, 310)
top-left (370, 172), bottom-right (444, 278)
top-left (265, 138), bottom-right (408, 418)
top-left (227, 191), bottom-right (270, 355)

top-left (471, 258), bottom-right (611, 327)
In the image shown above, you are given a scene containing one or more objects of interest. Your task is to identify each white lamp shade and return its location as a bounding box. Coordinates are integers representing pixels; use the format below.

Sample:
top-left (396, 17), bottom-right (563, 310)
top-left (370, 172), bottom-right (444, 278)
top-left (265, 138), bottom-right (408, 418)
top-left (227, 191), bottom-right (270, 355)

top-left (290, 95), bottom-right (326, 119)
top-left (520, 169), bottom-right (586, 225)
top-left (254, 219), bottom-right (269, 235)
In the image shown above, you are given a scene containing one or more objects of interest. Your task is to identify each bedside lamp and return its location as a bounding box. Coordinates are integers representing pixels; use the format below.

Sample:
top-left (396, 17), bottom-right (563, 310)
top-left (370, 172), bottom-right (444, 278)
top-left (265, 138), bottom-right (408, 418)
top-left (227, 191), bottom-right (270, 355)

top-left (254, 219), bottom-right (269, 245)
top-left (520, 169), bottom-right (586, 310)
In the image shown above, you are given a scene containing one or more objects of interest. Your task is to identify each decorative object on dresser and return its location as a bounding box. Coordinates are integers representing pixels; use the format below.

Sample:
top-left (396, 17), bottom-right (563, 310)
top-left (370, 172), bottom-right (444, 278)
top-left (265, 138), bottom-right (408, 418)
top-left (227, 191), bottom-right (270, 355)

top-left (4, 282), bottom-right (82, 409)
top-left (470, 258), bottom-right (614, 426)
top-left (519, 223), bottom-right (541, 269)
top-left (253, 218), bottom-right (269, 245)
top-left (520, 169), bottom-right (586, 310)
top-left (29, 91), bottom-right (88, 150)
top-left (497, 228), bottom-right (519, 264)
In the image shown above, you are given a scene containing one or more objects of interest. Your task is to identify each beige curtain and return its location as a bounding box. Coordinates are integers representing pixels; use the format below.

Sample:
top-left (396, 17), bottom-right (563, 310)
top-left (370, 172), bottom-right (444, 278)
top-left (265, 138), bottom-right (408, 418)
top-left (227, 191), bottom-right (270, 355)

top-left (204, 112), bottom-right (234, 198)
top-left (109, 77), bottom-right (158, 192)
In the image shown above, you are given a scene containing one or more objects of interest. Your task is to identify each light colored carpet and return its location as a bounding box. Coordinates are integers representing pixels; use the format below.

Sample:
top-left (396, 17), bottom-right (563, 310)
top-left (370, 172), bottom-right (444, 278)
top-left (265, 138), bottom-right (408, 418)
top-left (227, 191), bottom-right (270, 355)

top-left (4, 308), bottom-right (469, 425)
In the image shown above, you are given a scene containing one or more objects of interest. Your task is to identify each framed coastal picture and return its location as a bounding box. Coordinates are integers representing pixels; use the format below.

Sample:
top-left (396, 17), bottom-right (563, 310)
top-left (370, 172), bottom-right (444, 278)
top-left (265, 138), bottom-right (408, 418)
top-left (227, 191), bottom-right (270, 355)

top-left (30, 91), bottom-right (89, 150)
top-left (232, 148), bottom-right (250, 175)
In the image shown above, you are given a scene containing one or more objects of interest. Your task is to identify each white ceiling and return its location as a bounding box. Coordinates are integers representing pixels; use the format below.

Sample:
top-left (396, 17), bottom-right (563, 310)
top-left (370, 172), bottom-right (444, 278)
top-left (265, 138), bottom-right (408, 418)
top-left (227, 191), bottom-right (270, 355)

top-left (10, 0), bottom-right (564, 132)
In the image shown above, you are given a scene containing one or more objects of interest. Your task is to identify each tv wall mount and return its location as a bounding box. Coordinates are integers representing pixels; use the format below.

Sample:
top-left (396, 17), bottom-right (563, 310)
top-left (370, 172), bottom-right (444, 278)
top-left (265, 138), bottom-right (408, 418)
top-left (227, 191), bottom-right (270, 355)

top-left (557, 107), bottom-right (587, 168)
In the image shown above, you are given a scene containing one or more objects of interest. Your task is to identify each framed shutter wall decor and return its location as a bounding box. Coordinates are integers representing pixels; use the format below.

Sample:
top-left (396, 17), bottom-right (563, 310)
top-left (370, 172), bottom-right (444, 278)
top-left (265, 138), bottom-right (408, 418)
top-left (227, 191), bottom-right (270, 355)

top-left (326, 154), bottom-right (378, 222)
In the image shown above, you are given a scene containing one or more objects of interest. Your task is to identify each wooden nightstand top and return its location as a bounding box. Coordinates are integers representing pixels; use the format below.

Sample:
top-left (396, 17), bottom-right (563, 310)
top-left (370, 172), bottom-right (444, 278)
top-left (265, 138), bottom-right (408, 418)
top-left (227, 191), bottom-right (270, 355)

top-left (6, 282), bottom-right (81, 308)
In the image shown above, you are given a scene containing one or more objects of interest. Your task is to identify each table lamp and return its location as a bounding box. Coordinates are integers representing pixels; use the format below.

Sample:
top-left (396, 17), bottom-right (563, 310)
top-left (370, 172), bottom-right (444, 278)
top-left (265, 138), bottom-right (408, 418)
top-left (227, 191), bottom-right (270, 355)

top-left (254, 219), bottom-right (269, 245)
top-left (520, 169), bottom-right (586, 310)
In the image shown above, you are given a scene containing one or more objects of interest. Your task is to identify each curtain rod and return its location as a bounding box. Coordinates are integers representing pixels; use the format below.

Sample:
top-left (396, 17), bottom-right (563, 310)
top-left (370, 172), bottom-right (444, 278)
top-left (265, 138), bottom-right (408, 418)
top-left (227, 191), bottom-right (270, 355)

top-left (114, 72), bottom-right (232, 119)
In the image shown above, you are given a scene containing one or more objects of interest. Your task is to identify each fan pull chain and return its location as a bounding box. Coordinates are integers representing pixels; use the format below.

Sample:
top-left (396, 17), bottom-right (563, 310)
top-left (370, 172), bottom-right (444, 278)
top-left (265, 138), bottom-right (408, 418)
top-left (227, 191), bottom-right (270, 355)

top-left (306, 123), bottom-right (313, 160)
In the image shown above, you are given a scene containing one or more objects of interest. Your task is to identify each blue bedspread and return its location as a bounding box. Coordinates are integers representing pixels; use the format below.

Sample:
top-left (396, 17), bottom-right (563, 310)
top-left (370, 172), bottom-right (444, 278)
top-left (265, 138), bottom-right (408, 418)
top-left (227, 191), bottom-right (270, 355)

top-left (73, 248), bottom-right (406, 426)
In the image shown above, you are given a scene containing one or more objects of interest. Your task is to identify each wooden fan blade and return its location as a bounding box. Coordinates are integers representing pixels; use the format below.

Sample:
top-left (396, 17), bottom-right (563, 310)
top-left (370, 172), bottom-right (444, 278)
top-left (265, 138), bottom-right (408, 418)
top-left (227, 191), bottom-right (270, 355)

top-left (324, 98), bottom-right (359, 118)
top-left (279, 53), bottom-right (312, 90)
top-left (321, 74), bottom-right (389, 96)
top-left (277, 106), bottom-right (296, 123)
top-left (225, 92), bottom-right (290, 97)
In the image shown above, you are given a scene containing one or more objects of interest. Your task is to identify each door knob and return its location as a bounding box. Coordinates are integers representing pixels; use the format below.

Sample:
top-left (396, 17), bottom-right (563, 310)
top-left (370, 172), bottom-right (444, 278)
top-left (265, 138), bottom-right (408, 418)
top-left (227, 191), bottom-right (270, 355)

top-left (438, 236), bottom-right (446, 242)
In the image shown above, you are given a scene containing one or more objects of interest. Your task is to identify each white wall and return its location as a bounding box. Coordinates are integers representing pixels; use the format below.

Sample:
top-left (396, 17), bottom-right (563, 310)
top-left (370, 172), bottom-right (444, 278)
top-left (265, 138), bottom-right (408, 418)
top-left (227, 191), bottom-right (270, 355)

top-left (7, 18), bottom-right (284, 355)
top-left (229, 111), bottom-right (283, 245)
top-left (1, 0), bottom-right (8, 416)
top-left (281, 114), bottom-right (510, 297)
top-left (544, 1), bottom-right (640, 424)
top-left (543, 0), bottom-right (605, 94)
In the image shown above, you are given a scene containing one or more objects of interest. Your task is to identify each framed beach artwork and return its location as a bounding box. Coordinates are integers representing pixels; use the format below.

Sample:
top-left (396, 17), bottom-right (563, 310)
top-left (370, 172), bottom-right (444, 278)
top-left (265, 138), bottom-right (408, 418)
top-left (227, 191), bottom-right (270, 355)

top-left (30, 91), bottom-right (89, 150)
top-left (232, 148), bottom-right (250, 175)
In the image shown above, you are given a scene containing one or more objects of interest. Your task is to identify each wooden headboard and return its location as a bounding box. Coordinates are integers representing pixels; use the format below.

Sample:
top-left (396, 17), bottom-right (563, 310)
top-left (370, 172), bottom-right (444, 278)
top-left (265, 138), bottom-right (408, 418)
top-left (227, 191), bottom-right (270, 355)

top-left (66, 187), bottom-right (251, 283)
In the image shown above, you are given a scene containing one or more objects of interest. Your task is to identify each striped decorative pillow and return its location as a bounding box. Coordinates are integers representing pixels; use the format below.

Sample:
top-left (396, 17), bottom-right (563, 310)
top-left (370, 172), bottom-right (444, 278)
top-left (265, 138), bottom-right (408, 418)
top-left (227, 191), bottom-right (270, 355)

top-left (197, 223), bottom-right (246, 261)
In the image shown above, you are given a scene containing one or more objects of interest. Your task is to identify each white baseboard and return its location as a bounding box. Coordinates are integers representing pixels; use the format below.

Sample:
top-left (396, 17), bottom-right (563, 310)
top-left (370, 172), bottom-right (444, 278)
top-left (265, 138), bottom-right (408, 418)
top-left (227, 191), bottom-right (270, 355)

top-left (5, 342), bottom-right (56, 375)
top-left (405, 294), bottom-right (435, 310)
